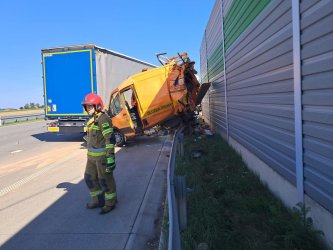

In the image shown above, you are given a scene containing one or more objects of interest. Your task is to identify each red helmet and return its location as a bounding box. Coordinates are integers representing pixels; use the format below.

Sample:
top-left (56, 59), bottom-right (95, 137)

top-left (81, 93), bottom-right (104, 111)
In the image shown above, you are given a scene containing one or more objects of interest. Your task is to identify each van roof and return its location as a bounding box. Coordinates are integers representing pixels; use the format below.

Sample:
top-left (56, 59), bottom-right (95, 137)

top-left (116, 63), bottom-right (174, 91)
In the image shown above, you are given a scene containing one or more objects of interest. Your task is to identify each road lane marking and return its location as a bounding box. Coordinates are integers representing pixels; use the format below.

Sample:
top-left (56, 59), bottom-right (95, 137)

top-left (0, 149), bottom-right (82, 197)
top-left (10, 150), bottom-right (23, 154)
top-left (0, 167), bottom-right (51, 197)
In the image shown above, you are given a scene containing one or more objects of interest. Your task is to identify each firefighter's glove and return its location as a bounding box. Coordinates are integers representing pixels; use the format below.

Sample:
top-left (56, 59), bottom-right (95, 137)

top-left (105, 164), bottom-right (116, 174)
top-left (105, 156), bottom-right (116, 174)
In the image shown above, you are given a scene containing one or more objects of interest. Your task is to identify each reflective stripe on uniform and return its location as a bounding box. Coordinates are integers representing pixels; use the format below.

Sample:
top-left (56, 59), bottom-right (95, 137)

top-left (105, 192), bottom-right (116, 200)
top-left (106, 144), bottom-right (114, 149)
top-left (107, 157), bottom-right (115, 164)
top-left (87, 151), bottom-right (106, 156)
top-left (102, 122), bottom-right (110, 128)
top-left (91, 125), bottom-right (100, 131)
top-left (102, 128), bottom-right (113, 136)
top-left (90, 190), bottom-right (103, 197)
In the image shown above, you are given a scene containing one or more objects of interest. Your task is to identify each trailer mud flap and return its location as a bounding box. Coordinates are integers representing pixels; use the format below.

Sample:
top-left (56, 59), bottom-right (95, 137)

top-left (195, 82), bottom-right (211, 105)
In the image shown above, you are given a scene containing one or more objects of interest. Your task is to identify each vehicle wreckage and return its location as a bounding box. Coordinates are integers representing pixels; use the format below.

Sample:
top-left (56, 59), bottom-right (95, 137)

top-left (107, 52), bottom-right (210, 145)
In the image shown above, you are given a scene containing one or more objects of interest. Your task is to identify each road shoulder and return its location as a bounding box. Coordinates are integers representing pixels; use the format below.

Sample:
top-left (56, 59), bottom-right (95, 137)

top-left (124, 134), bottom-right (173, 250)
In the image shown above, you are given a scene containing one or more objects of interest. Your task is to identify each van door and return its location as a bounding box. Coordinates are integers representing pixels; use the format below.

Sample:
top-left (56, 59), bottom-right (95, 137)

top-left (120, 87), bottom-right (143, 133)
top-left (109, 92), bottom-right (135, 136)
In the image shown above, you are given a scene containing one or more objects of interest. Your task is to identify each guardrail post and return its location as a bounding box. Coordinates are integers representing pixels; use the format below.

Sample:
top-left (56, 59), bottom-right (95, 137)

top-left (175, 175), bottom-right (187, 231)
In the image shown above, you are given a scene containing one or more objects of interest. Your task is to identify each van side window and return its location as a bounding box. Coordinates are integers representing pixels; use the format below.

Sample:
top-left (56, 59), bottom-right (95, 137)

top-left (109, 94), bottom-right (122, 116)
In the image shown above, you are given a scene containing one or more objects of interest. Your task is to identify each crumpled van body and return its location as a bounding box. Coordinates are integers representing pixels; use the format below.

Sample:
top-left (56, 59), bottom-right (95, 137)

top-left (107, 53), bottom-right (210, 145)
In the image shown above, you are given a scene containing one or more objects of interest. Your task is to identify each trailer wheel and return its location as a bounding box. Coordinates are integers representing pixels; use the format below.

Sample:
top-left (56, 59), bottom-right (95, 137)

top-left (114, 130), bottom-right (125, 146)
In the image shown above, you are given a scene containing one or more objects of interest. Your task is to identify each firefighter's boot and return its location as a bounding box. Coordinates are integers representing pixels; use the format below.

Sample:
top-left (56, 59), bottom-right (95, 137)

top-left (99, 193), bottom-right (117, 214)
top-left (99, 205), bottom-right (115, 214)
top-left (86, 193), bottom-right (105, 209)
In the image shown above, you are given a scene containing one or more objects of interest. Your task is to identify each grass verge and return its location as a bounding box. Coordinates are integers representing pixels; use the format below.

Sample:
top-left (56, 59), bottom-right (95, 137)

top-left (0, 108), bottom-right (43, 117)
top-left (175, 133), bottom-right (326, 250)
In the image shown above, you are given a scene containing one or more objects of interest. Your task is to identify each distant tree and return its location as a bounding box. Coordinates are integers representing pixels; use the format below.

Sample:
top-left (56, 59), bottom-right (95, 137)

top-left (22, 103), bottom-right (43, 109)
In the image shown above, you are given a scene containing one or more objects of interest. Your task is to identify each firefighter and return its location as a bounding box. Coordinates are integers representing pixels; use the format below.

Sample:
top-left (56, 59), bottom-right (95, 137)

top-left (81, 93), bottom-right (117, 215)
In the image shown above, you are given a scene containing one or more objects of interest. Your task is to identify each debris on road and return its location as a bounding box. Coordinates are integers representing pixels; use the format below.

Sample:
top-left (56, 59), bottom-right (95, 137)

top-left (191, 150), bottom-right (204, 159)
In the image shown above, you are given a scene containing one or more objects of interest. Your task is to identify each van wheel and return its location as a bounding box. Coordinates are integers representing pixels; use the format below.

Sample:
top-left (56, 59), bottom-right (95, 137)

top-left (114, 130), bottom-right (125, 146)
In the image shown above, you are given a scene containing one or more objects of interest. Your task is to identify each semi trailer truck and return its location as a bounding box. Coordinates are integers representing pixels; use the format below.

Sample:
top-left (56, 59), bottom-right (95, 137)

top-left (42, 44), bottom-right (155, 133)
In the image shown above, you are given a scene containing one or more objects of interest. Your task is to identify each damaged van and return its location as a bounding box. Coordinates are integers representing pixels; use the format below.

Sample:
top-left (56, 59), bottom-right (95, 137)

top-left (107, 52), bottom-right (210, 145)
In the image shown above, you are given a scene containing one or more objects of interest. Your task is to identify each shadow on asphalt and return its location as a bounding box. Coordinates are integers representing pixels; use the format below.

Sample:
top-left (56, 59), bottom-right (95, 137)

top-left (31, 132), bottom-right (85, 142)
top-left (0, 135), bottom-right (169, 249)
top-left (0, 180), bottom-right (114, 250)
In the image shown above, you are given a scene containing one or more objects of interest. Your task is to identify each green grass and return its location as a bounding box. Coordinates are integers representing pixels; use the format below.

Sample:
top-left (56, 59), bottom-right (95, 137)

top-left (175, 134), bottom-right (326, 250)
top-left (0, 108), bottom-right (43, 115)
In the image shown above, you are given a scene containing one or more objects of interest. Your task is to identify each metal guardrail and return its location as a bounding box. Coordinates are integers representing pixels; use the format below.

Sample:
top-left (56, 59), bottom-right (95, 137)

top-left (0, 113), bottom-right (44, 126)
top-left (166, 126), bottom-right (186, 250)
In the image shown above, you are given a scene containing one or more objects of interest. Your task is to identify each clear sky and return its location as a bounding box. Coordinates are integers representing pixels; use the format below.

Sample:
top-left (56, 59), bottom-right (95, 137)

top-left (0, 0), bottom-right (214, 109)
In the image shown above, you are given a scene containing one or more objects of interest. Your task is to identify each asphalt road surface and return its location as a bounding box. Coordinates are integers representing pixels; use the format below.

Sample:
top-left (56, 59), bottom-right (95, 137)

top-left (0, 121), bottom-right (171, 250)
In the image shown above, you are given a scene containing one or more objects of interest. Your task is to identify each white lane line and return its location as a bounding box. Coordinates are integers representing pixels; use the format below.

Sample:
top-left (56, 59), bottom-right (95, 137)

top-left (0, 149), bottom-right (82, 197)
top-left (0, 166), bottom-right (51, 197)
top-left (10, 150), bottom-right (23, 154)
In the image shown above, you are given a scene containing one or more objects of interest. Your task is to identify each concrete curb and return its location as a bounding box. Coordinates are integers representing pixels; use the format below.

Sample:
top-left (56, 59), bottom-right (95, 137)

top-left (124, 134), bottom-right (173, 250)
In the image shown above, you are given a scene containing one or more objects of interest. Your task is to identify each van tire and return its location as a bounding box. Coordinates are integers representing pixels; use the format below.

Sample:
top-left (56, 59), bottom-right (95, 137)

top-left (114, 130), bottom-right (125, 146)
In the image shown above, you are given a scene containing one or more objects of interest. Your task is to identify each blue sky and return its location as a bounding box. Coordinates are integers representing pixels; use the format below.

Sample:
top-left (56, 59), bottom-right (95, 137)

top-left (0, 0), bottom-right (214, 109)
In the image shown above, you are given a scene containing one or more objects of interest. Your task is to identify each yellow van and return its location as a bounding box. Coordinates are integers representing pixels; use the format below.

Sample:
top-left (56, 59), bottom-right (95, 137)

top-left (107, 53), bottom-right (210, 145)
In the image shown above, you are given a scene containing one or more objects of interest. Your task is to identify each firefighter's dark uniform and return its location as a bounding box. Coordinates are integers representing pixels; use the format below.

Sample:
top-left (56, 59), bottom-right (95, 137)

top-left (84, 111), bottom-right (117, 213)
